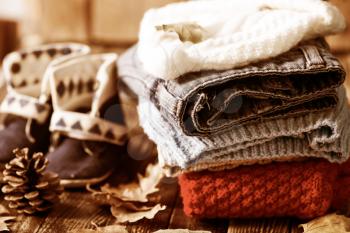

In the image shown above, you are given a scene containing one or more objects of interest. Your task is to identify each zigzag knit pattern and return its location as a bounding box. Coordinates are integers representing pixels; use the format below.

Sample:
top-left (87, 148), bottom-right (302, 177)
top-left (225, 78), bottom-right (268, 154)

top-left (179, 160), bottom-right (348, 219)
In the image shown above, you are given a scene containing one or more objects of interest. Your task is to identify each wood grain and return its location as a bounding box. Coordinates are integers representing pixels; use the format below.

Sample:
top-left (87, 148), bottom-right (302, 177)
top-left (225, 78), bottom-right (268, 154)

top-left (227, 218), bottom-right (291, 233)
top-left (6, 191), bottom-right (114, 233)
top-left (168, 194), bottom-right (228, 233)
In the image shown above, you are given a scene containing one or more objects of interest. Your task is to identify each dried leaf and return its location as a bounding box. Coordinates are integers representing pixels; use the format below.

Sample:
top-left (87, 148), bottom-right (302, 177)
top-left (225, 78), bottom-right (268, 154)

top-left (68, 224), bottom-right (128, 233)
top-left (155, 23), bottom-right (207, 43)
top-left (0, 216), bottom-right (16, 232)
top-left (68, 230), bottom-right (97, 233)
top-left (88, 190), bottom-right (121, 206)
top-left (0, 204), bottom-right (10, 216)
top-left (90, 188), bottom-right (165, 218)
top-left (96, 225), bottom-right (128, 233)
top-left (299, 213), bottom-right (350, 233)
top-left (154, 230), bottom-right (211, 233)
top-left (88, 162), bottom-right (166, 223)
top-left (89, 186), bottom-right (161, 211)
top-left (111, 204), bottom-right (166, 223)
top-left (101, 162), bottom-right (163, 202)
top-left (119, 201), bottom-right (155, 212)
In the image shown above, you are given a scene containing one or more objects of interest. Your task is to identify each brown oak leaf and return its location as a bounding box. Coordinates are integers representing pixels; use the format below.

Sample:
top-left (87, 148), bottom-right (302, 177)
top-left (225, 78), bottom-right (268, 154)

top-left (100, 162), bottom-right (163, 202)
top-left (299, 213), bottom-right (350, 233)
top-left (0, 204), bottom-right (15, 232)
top-left (111, 204), bottom-right (166, 223)
top-left (0, 217), bottom-right (15, 232)
top-left (88, 162), bottom-right (166, 223)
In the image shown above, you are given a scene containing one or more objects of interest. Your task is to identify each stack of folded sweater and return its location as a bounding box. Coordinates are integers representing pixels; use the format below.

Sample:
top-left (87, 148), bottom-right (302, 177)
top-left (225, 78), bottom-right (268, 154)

top-left (118, 0), bottom-right (350, 219)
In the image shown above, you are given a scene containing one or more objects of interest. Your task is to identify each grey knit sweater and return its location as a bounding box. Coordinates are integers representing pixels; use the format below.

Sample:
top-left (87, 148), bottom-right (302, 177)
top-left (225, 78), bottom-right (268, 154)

top-left (137, 87), bottom-right (350, 174)
top-left (119, 39), bottom-right (345, 136)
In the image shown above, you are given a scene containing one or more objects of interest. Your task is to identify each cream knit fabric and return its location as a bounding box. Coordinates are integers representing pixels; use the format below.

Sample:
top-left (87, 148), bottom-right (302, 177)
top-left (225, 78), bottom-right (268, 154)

top-left (138, 0), bottom-right (346, 80)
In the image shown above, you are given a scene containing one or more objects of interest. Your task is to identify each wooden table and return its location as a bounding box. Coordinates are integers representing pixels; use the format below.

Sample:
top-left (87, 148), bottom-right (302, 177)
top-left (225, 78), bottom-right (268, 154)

top-left (2, 50), bottom-right (350, 233)
top-left (3, 180), bottom-right (303, 233)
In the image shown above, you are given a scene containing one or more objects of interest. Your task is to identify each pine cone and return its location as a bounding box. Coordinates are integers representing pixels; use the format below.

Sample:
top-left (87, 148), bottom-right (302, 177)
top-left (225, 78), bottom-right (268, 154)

top-left (1, 148), bottom-right (63, 214)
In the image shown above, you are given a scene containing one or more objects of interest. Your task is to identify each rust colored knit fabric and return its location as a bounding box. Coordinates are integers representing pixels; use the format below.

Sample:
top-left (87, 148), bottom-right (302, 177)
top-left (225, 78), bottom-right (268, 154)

top-left (339, 159), bottom-right (350, 176)
top-left (332, 177), bottom-right (350, 211)
top-left (179, 160), bottom-right (347, 219)
top-left (332, 159), bottom-right (350, 210)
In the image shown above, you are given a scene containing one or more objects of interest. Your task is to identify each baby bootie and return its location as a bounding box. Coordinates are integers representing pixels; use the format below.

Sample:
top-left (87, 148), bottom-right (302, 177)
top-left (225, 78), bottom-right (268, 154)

top-left (0, 44), bottom-right (90, 167)
top-left (46, 53), bottom-right (128, 188)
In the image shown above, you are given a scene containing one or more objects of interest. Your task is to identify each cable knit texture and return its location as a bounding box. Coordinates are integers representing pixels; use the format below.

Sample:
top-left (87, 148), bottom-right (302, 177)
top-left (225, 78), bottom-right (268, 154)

top-left (137, 87), bottom-right (350, 173)
top-left (179, 160), bottom-right (350, 219)
top-left (138, 0), bottom-right (346, 79)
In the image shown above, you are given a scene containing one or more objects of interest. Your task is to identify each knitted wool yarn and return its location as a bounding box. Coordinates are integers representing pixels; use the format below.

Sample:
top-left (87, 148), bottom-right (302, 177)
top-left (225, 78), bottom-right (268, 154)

top-left (49, 53), bottom-right (127, 146)
top-left (332, 160), bottom-right (350, 211)
top-left (120, 40), bottom-right (345, 137)
top-left (179, 160), bottom-right (350, 219)
top-left (138, 87), bottom-right (350, 173)
top-left (1, 43), bottom-right (90, 123)
top-left (0, 43), bottom-right (90, 164)
top-left (45, 53), bottom-right (128, 187)
top-left (138, 0), bottom-right (346, 79)
top-left (333, 177), bottom-right (350, 211)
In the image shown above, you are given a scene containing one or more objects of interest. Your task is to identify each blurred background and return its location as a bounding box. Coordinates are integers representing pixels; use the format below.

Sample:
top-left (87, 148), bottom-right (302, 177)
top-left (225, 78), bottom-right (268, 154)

top-left (0, 0), bottom-right (184, 57)
top-left (0, 0), bottom-right (349, 92)
top-left (0, 0), bottom-right (347, 55)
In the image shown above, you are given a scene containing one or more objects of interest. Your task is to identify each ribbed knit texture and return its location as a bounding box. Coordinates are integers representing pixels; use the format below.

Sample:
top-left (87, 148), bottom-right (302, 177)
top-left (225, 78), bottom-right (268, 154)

top-left (137, 87), bottom-right (350, 173)
top-left (138, 0), bottom-right (346, 79)
top-left (119, 39), bottom-right (346, 136)
top-left (179, 159), bottom-right (350, 219)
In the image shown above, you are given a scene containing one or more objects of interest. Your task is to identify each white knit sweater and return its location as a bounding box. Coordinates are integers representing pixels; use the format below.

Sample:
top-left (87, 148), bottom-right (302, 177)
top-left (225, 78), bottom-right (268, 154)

top-left (138, 0), bottom-right (346, 80)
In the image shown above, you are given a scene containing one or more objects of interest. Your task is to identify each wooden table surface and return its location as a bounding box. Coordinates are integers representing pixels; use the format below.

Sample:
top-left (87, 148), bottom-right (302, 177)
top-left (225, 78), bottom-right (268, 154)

top-left (1, 51), bottom-right (350, 233)
top-left (3, 180), bottom-right (303, 233)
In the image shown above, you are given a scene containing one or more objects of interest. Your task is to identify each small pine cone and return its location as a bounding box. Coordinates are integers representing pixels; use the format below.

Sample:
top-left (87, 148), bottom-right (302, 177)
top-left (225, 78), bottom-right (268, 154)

top-left (1, 148), bottom-right (63, 214)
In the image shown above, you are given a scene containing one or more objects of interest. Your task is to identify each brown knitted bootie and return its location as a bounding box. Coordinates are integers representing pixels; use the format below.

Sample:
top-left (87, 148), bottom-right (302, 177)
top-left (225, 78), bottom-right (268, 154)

top-left (0, 44), bottom-right (90, 168)
top-left (45, 53), bottom-right (128, 188)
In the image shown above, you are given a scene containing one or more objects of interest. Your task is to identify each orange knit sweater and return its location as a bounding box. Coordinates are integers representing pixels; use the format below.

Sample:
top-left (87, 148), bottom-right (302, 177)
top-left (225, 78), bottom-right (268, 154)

top-left (179, 159), bottom-right (350, 219)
